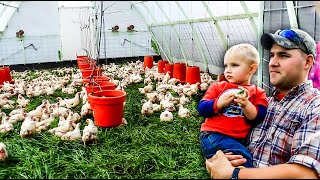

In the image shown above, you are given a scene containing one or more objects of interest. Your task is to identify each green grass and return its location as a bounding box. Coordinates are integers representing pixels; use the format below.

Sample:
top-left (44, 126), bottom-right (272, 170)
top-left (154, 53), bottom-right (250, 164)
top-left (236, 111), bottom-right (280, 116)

top-left (0, 67), bottom-right (210, 179)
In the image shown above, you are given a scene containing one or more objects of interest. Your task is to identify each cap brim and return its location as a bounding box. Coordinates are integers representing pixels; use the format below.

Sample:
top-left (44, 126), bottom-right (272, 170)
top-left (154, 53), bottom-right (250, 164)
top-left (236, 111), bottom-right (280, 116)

top-left (261, 33), bottom-right (299, 50)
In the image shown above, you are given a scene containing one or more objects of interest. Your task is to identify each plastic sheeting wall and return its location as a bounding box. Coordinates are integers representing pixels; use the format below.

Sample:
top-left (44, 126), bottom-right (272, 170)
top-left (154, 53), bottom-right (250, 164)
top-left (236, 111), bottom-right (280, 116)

top-left (151, 18), bottom-right (257, 68)
top-left (132, 1), bottom-right (259, 80)
top-left (58, 6), bottom-right (95, 60)
top-left (0, 1), bottom-right (62, 65)
top-left (94, 1), bottom-right (157, 59)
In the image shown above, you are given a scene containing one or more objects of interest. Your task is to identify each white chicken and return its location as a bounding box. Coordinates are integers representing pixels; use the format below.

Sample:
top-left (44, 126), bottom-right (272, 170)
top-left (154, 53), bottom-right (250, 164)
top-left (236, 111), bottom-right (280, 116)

top-left (143, 83), bottom-right (153, 93)
top-left (45, 85), bottom-right (55, 95)
top-left (0, 92), bottom-right (12, 99)
top-left (56, 97), bottom-right (67, 107)
top-left (190, 82), bottom-right (200, 95)
top-left (56, 107), bottom-right (70, 118)
top-left (35, 113), bottom-right (55, 132)
top-left (0, 117), bottom-right (14, 133)
top-left (160, 109), bottom-right (174, 122)
top-left (179, 94), bottom-right (190, 105)
top-left (177, 104), bottom-right (191, 118)
top-left (141, 99), bottom-right (154, 115)
top-left (66, 111), bottom-right (81, 124)
top-left (160, 99), bottom-right (176, 112)
top-left (152, 103), bottom-right (163, 112)
top-left (20, 116), bottom-right (37, 138)
top-left (27, 105), bottom-right (44, 120)
top-left (9, 106), bottom-right (25, 116)
top-left (0, 142), bottom-right (8, 161)
top-left (144, 77), bottom-right (152, 85)
top-left (121, 118), bottom-right (127, 126)
top-left (48, 119), bottom-right (74, 137)
top-left (65, 92), bottom-right (81, 109)
top-left (167, 78), bottom-right (179, 85)
top-left (81, 101), bottom-right (93, 117)
top-left (200, 82), bottom-right (209, 91)
top-left (146, 92), bottom-right (159, 103)
top-left (40, 109), bottom-right (50, 121)
top-left (162, 71), bottom-right (171, 83)
top-left (82, 119), bottom-right (98, 146)
top-left (8, 111), bottom-right (26, 124)
top-left (61, 123), bottom-right (82, 141)
top-left (81, 92), bottom-right (88, 104)
top-left (138, 87), bottom-right (146, 95)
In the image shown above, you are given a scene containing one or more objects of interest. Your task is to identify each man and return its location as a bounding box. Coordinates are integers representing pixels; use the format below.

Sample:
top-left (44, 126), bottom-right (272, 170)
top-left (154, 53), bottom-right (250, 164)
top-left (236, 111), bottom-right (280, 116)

top-left (205, 28), bottom-right (320, 179)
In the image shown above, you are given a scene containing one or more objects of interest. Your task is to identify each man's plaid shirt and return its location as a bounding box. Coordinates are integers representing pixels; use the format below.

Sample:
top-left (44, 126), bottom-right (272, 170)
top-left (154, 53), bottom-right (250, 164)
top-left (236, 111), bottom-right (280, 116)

top-left (248, 80), bottom-right (320, 175)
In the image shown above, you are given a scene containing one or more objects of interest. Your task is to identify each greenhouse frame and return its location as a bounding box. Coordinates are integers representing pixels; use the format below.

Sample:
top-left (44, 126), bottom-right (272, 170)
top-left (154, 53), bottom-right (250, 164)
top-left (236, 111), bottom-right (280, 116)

top-left (0, 1), bottom-right (319, 179)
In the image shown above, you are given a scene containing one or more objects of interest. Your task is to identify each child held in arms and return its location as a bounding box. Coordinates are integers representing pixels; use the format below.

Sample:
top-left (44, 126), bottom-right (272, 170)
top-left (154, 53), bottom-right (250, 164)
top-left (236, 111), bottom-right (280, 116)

top-left (197, 43), bottom-right (268, 168)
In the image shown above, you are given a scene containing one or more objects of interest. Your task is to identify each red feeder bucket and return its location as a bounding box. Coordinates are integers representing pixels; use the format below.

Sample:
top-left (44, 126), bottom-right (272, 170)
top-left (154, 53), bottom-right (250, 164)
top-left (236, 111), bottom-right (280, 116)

top-left (3, 66), bottom-right (12, 83)
top-left (164, 63), bottom-right (174, 78)
top-left (143, 56), bottom-right (154, 69)
top-left (186, 66), bottom-right (201, 85)
top-left (76, 55), bottom-right (89, 64)
top-left (218, 73), bottom-right (227, 82)
top-left (78, 62), bottom-right (91, 70)
top-left (78, 61), bottom-right (96, 70)
top-left (81, 68), bottom-right (102, 79)
top-left (0, 68), bottom-right (5, 86)
top-left (157, 60), bottom-right (169, 73)
top-left (83, 76), bottom-right (110, 84)
top-left (88, 90), bottom-right (126, 128)
top-left (85, 81), bottom-right (117, 95)
top-left (173, 62), bottom-right (186, 83)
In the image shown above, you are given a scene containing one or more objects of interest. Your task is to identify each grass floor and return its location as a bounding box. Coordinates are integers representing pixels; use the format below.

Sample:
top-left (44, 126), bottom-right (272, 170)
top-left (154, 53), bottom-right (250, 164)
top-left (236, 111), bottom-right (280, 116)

top-left (0, 67), bottom-right (210, 179)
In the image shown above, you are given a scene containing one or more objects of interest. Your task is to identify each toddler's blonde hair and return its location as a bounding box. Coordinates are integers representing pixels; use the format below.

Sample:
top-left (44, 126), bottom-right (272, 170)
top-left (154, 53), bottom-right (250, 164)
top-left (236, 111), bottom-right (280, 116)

top-left (224, 43), bottom-right (260, 65)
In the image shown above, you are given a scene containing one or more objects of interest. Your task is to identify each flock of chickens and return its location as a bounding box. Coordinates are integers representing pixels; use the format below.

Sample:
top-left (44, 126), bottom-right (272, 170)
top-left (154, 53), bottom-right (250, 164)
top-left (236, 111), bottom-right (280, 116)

top-left (0, 59), bottom-right (218, 161)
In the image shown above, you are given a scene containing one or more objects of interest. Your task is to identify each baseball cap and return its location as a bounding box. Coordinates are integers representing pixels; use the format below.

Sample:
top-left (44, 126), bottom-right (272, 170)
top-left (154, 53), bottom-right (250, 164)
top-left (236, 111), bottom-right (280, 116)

top-left (261, 28), bottom-right (316, 57)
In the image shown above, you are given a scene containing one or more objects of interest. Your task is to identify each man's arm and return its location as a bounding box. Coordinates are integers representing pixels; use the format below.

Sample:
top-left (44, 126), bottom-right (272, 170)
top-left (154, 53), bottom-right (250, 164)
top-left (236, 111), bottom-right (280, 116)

top-left (206, 150), bottom-right (318, 179)
top-left (238, 163), bottom-right (318, 179)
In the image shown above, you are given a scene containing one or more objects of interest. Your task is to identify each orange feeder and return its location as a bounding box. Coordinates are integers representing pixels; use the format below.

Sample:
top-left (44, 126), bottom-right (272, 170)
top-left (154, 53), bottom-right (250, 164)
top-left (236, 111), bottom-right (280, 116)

top-left (143, 56), bottom-right (154, 69)
top-left (164, 63), bottom-right (174, 78)
top-left (0, 68), bottom-right (5, 86)
top-left (76, 55), bottom-right (89, 64)
top-left (173, 62), bottom-right (186, 83)
top-left (78, 61), bottom-right (96, 70)
top-left (3, 66), bottom-right (13, 83)
top-left (83, 76), bottom-right (110, 84)
top-left (85, 81), bottom-right (117, 95)
top-left (185, 66), bottom-right (201, 85)
top-left (157, 60), bottom-right (169, 73)
top-left (81, 68), bottom-right (102, 79)
top-left (88, 90), bottom-right (126, 128)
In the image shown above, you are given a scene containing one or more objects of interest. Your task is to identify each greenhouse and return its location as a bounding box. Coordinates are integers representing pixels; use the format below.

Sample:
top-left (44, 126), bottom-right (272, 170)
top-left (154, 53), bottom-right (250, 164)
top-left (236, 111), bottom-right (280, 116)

top-left (0, 1), bottom-right (319, 179)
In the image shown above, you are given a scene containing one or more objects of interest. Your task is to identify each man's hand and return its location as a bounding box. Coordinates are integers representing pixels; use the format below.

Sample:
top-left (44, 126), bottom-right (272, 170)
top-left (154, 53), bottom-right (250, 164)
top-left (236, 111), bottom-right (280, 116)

top-left (205, 150), bottom-right (236, 179)
top-left (224, 152), bottom-right (247, 167)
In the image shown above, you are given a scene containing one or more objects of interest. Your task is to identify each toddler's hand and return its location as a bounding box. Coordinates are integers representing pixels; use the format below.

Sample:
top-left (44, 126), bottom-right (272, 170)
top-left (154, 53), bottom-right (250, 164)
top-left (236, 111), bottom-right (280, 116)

top-left (217, 91), bottom-right (236, 110)
top-left (234, 87), bottom-right (249, 108)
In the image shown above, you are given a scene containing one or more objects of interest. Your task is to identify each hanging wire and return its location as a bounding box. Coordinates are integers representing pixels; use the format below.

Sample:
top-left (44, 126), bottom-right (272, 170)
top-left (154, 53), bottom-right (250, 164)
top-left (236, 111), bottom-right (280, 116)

top-left (178, 2), bottom-right (181, 63)
top-left (85, 8), bottom-right (92, 58)
top-left (80, 8), bottom-right (85, 49)
top-left (84, 1), bottom-right (104, 89)
top-left (167, 2), bottom-right (170, 59)
top-left (161, 2), bottom-right (164, 59)
top-left (88, 12), bottom-right (95, 58)
top-left (103, 11), bottom-right (107, 64)
top-left (227, 1), bottom-right (230, 49)
top-left (83, 6), bottom-right (90, 52)
top-left (202, 1), bottom-right (214, 67)
top-left (191, 1), bottom-right (194, 66)
top-left (96, 1), bottom-right (104, 65)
